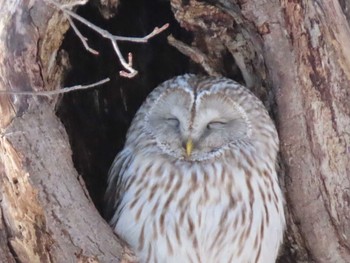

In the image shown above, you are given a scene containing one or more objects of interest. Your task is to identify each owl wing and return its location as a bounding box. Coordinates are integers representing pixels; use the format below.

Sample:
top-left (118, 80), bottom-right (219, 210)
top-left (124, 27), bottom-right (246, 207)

top-left (104, 148), bottom-right (133, 224)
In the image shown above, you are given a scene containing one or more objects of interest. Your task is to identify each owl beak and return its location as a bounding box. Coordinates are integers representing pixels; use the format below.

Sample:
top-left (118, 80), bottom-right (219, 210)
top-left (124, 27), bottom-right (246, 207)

top-left (186, 138), bottom-right (193, 157)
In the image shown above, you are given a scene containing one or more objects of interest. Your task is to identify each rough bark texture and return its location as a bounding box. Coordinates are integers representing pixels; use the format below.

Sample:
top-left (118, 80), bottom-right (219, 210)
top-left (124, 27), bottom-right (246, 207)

top-left (170, 0), bottom-right (350, 262)
top-left (1, 0), bottom-right (350, 263)
top-left (0, 1), bottom-right (134, 262)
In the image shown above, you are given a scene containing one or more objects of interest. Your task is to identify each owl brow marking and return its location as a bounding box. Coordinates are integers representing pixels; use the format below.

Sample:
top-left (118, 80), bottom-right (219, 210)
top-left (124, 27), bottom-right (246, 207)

top-left (189, 88), bottom-right (198, 131)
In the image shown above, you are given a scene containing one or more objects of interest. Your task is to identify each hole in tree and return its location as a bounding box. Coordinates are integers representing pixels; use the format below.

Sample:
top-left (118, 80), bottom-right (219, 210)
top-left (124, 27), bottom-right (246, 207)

top-left (56, 0), bottom-right (191, 214)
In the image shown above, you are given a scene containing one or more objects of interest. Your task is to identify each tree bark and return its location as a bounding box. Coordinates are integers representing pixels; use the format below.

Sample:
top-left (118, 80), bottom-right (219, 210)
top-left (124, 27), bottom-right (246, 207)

top-left (170, 0), bottom-right (350, 262)
top-left (1, 0), bottom-right (350, 263)
top-left (0, 1), bottom-right (134, 262)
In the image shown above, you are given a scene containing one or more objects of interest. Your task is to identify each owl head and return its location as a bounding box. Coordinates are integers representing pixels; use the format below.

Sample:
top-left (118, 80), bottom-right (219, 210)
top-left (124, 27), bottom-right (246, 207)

top-left (126, 74), bottom-right (278, 162)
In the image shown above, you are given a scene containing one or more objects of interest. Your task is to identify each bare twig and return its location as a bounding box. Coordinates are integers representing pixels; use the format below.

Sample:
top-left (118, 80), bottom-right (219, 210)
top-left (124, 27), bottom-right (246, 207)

top-left (45, 0), bottom-right (169, 78)
top-left (61, 0), bottom-right (88, 9)
top-left (167, 35), bottom-right (221, 77)
top-left (111, 41), bottom-right (137, 78)
top-left (0, 78), bottom-right (110, 97)
top-left (66, 15), bottom-right (99, 55)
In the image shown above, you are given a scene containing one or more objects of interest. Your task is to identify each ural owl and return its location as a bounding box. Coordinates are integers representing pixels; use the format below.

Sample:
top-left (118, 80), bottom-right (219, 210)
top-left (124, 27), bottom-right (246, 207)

top-left (105, 74), bottom-right (285, 263)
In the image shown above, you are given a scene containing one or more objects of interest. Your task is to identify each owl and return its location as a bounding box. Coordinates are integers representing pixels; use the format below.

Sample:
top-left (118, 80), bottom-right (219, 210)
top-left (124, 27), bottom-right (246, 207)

top-left (105, 74), bottom-right (285, 263)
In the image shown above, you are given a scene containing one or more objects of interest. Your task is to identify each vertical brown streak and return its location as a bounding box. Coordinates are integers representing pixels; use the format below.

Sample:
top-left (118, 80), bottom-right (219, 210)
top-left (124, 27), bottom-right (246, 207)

top-left (258, 183), bottom-right (269, 225)
top-left (135, 164), bottom-right (152, 186)
top-left (175, 223), bottom-right (181, 244)
top-left (229, 194), bottom-right (237, 209)
top-left (271, 182), bottom-right (280, 212)
top-left (238, 227), bottom-right (247, 248)
top-left (219, 207), bottom-right (229, 226)
top-left (135, 203), bottom-right (144, 222)
top-left (124, 174), bottom-right (136, 193)
top-left (197, 210), bottom-right (202, 227)
top-left (145, 244), bottom-right (152, 263)
top-left (151, 197), bottom-right (160, 214)
top-left (159, 213), bottom-right (165, 234)
top-left (203, 170), bottom-right (209, 183)
top-left (191, 171), bottom-right (197, 186)
top-left (226, 179), bottom-right (237, 209)
top-left (217, 222), bottom-right (230, 250)
top-left (154, 165), bottom-right (164, 178)
top-left (162, 176), bottom-right (180, 218)
top-left (245, 208), bottom-right (254, 241)
top-left (134, 185), bottom-right (144, 197)
top-left (253, 231), bottom-right (260, 249)
top-left (220, 165), bottom-right (225, 183)
top-left (187, 215), bottom-right (195, 236)
top-left (152, 221), bottom-right (158, 240)
top-left (166, 235), bottom-right (174, 255)
top-left (245, 170), bottom-right (255, 206)
top-left (165, 171), bottom-right (175, 192)
top-left (236, 242), bottom-right (244, 257)
top-left (264, 202), bottom-right (269, 226)
top-left (233, 214), bottom-right (239, 229)
top-left (260, 222), bottom-right (265, 241)
top-left (267, 191), bottom-right (272, 202)
top-left (258, 182), bottom-right (266, 203)
top-left (209, 228), bottom-right (222, 251)
top-left (179, 203), bottom-right (189, 226)
top-left (178, 187), bottom-right (192, 209)
top-left (241, 204), bottom-right (246, 225)
top-left (147, 184), bottom-right (158, 201)
top-left (192, 235), bottom-right (199, 261)
top-left (241, 149), bottom-right (255, 169)
top-left (138, 223), bottom-right (145, 251)
top-left (172, 177), bottom-right (182, 200)
top-left (129, 196), bottom-right (139, 210)
top-left (163, 192), bottom-right (173, 212)
top-left (254, 243), bottom-right (262, 263)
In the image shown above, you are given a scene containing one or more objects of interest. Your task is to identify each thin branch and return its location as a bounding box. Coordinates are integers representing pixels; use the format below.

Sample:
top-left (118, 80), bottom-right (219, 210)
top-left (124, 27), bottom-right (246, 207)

top-left (167, 35), bottom-right (221, 77)
top-left (108, 23), bottom-right (169, 43)
top-left (0, 78), bottom-right (110, 97)
top-left (60, 0), bottom-right (88, 9)
top-left (62, 7), bottom-right (169, 43)
top-left (65, 14), bottom-right (99, 55)
top-left (111, 41), bottom-right (137, 78)
top-left (45, 0), bottom-right (169, 78)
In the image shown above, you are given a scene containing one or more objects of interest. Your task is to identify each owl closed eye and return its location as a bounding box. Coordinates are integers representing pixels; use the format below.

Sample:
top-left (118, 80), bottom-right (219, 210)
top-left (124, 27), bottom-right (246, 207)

top-left (143, 81), bottom-right (253, 161)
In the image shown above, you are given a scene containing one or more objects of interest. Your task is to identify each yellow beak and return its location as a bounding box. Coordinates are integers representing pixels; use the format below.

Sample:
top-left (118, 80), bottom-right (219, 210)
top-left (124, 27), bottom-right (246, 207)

top-left (186, 138), bottom-right (193, 157)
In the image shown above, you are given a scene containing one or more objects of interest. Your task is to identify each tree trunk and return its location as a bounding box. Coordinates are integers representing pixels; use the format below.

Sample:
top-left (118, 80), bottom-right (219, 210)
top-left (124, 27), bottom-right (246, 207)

top-left (169, 0), bottom-right (350, 262)
top-left (0, 1), bottom-right (134, 262)
top-left (1, 0), bottom-right (350, 263)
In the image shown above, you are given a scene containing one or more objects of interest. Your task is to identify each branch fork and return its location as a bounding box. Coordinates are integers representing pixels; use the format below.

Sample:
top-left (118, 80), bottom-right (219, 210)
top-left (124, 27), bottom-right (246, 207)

top-left (47, 0), bottom-right (169, 78)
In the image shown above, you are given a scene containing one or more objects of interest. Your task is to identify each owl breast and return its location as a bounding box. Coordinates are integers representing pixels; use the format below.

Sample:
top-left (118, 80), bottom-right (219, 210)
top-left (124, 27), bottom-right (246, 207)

top-left (112, 147), bottom-right (284, 263)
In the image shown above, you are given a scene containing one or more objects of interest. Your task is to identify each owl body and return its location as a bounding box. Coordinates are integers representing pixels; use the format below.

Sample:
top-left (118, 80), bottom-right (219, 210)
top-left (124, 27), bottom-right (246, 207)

top-left (106, 75), bottom-right (285, 263)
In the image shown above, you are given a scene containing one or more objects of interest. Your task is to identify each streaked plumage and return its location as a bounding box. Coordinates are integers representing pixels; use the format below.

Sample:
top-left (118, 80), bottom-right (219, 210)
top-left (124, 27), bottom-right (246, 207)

top-left (105, 74), bottom-right (285, 263)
